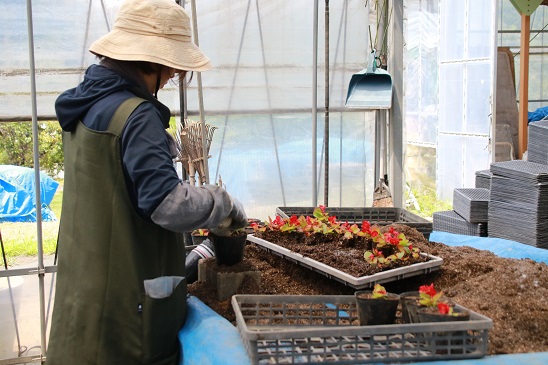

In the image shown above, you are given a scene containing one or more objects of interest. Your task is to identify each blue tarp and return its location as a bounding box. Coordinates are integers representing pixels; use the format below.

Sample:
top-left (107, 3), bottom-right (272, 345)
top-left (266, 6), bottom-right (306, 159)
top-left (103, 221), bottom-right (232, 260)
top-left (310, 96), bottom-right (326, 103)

top-left (179, 296), bottom-right (251, 365)
top-left (0, 165), bottom-right (58, 222)
top-left (528, 106), bottom-right (548, 123)
top-left (429, 231), bottom-right (548, 265)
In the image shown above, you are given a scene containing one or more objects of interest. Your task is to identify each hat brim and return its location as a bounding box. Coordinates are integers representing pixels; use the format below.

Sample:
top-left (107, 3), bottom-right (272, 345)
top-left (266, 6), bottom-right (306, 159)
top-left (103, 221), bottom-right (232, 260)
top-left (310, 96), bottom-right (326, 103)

top-left (89, 28), bottom-right (212, 72)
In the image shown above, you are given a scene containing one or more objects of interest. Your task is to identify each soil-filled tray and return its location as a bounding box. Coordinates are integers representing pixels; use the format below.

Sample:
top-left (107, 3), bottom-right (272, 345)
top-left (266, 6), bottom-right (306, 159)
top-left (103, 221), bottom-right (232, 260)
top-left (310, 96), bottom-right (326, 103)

top-left (276, 207), bottom-right (433, 239)
top-left (232, 294), bottom-right (493, 364)
top-left (247, 235), bottom-right (443, 289)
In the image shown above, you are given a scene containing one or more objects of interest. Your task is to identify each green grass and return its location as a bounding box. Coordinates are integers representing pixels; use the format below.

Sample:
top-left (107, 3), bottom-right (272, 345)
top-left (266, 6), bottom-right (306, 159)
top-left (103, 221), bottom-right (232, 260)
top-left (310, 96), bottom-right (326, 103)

top-left (0, 179), bottom-right (62, 263)
top-left (406, 185), bottom-right (452, 219)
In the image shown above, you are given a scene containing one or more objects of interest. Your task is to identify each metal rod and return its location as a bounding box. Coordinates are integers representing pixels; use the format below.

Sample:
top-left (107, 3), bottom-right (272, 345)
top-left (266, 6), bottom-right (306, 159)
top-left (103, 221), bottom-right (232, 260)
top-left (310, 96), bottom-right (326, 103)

top-left (81, 1), bottom-right (93, 74)
top-left (312, 0), bottom-right (319, 206)
top-left (255, 0), bottom-right (286, 206)
top-left (190, 0), bottom-right (209, 184)
top-left (1, 106), bottom-right (366, 123)
top-left (1, 230), bottom-right (25, 357)
top-left (214, 0), bottom-right (251, 184)
top-left (324, 0), bottom-right (329, 206)
top-left (177, 0), bottom-right (189, 181)
top-left (99, 0), bottom-right (111, 32)
top-left (26, 0), bottom-right (47, 360)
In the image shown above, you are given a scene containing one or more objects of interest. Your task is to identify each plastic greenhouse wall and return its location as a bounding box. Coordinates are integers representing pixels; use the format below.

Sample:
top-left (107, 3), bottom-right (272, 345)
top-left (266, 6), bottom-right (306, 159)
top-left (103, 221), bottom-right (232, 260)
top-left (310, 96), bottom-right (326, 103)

top-left (2, 1), bottom-right (373, 362)
top-left (403, 0), bottom-right (497, 203)
top-left (403, 0), bottom-right (548, 204)
top-left (0, 0), bottom-right (374, 221)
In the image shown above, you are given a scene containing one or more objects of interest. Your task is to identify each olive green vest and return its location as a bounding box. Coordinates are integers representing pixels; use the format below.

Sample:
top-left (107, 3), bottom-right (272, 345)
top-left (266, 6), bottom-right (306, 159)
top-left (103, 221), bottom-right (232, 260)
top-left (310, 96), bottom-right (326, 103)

top-left (47, 98), bottom-right (187, 365)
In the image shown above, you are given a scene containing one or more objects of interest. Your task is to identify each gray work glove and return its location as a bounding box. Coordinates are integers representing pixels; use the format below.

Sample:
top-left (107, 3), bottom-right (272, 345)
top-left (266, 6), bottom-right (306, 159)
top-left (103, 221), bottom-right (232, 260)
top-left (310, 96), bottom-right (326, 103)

top-left (210, 196), bottom-right (248, 237)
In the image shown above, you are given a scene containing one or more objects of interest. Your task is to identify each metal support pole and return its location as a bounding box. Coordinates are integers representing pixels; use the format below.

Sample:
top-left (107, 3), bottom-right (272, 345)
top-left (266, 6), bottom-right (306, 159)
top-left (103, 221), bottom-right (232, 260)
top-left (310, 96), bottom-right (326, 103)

top-left (190, 0), bottom-right (209, 184)
top-left (312, 0), bottom-right (319, 206)
top-left (1, 230), bottom-right (25, 357)
top-left (324, 0), bottom-right (330, 207)
top-left (26, 0), bottom-right (48, 361)
top-left (388, 0), bottom-right (403, 208)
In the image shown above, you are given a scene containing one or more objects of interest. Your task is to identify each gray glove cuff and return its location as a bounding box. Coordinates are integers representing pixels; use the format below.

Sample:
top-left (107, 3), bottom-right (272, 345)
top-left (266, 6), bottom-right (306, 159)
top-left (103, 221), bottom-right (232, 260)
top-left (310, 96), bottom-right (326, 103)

top-left (151, 183), bottom-right (232, 232)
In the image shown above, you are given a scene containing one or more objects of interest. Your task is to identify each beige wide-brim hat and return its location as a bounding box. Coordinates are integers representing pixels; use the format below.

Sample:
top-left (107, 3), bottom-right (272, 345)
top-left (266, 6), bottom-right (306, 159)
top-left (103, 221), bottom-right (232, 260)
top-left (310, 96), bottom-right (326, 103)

top-left (89, 0), bottom-right (212, 72)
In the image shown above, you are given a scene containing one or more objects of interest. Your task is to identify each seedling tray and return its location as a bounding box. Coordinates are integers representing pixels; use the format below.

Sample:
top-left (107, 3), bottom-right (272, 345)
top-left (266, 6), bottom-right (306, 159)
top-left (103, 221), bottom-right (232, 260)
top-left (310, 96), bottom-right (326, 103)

top-left (276, 207), bottom-right (433, 239)
top-left (232, 294), bottom-right (492, 364)
top-left (247, 235), bottom-right (443, 289)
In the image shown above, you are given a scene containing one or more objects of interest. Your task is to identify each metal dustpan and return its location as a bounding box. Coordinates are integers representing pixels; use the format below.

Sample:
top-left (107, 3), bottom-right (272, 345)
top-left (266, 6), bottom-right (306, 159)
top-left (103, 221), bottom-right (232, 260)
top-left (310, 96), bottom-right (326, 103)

top-left (345, 50), bottom-right (393, 110)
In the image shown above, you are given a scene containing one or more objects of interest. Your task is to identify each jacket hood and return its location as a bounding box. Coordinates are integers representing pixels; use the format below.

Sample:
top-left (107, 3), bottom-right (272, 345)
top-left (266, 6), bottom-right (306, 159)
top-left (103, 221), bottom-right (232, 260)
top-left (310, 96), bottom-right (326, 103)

top-left (55, 64), bottom-right (171, 131)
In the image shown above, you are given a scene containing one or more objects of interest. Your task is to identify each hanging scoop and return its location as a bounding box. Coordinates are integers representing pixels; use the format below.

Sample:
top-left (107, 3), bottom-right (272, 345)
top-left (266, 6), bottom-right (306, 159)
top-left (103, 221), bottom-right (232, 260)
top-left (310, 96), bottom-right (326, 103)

top-left (345, 49), bottom-right (393, 110)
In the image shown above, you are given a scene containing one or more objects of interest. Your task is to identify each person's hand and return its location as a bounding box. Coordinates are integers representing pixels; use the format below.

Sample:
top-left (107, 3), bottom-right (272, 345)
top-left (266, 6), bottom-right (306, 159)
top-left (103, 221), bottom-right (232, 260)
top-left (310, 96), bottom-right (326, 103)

top-left (228, 196), bottom-right (248, 230)
top-left (210, 197), bottom-right (248, 236)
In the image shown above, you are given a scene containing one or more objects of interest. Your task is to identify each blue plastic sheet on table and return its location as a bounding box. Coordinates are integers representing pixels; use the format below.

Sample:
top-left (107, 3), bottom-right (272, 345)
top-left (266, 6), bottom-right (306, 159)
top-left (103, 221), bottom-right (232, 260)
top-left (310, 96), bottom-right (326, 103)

top-left (430, 231), bottom-right (548, 265)
top-left (406, 352), bottom-right (548, 365)
top-left (0, 165), bottom-right (59, 222)
top-left (179, 295), bottom-right (251, 365)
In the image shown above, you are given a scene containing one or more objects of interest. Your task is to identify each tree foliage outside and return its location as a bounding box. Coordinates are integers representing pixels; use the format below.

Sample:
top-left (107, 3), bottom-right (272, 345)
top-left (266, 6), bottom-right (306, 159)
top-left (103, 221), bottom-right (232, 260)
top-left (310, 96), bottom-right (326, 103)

top-left (0, 121), bottom-right (64, 176)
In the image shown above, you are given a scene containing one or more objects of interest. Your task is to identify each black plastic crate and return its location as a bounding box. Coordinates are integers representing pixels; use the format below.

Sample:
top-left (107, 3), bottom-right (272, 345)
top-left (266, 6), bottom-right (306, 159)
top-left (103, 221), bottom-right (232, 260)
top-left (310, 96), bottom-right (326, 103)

top-left (276, 207), bottom-right (433, 239)
top-left (433, 210), bottom-right (487, 237)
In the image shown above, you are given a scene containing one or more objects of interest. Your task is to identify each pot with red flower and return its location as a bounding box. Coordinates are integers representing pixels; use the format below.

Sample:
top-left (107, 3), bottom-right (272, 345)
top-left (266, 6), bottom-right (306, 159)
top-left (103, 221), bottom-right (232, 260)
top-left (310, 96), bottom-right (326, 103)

top-left (415, 284), bottom-right (470, 354)
top-left (399, 283), bottom-right (439, 324)
top-left (355, 284), bottom-right (400, 325)
top-left (415, 283), bottom-right (470, 323)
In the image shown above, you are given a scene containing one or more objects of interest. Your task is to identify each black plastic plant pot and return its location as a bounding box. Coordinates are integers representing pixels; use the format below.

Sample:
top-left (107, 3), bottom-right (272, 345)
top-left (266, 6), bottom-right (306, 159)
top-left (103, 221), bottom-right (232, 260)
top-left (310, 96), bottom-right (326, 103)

top-left (210, 232), bottom-right (247, 266)
top-left (183, 231), bottom-right (193, 246)
top-left (399, 291), bottom-right (421, 324)
top-left (417, 307), bottom-right (470, 323)
top-left (355, 290), bottom-right (400, 325)
top-left (191, 234), bottom-right (209, 246)
top-left (416, 307), bottom-right (471, 354)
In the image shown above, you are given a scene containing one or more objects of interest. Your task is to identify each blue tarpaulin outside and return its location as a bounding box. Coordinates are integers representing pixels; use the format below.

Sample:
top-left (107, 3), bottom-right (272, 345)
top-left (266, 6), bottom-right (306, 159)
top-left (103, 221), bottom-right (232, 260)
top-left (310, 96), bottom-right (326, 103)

top-left (528, 106), bottom-right (548, 123)
top-left (0, 165), bottom-right (59, 222)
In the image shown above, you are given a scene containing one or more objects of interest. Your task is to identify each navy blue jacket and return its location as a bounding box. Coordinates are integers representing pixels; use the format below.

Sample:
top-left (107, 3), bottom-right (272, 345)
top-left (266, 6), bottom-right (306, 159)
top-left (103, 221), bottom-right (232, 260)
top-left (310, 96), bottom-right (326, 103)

top-left (55, 64), bottom-right (180, 220)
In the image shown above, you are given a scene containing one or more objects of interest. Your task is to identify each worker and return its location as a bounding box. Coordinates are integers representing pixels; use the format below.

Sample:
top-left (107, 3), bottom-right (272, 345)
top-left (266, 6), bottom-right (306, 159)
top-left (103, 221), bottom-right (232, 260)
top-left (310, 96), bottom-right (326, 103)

top-left (46, 0), bottom-right (247, 364)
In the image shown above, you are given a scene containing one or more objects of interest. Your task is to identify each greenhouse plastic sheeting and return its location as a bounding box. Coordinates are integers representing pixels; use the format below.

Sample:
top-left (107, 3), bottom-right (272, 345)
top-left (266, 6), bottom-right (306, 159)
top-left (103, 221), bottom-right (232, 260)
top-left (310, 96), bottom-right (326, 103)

top-left (0, 165), bottom-right (58, 222)
top-left (0, 0), bottom-right (375, 220)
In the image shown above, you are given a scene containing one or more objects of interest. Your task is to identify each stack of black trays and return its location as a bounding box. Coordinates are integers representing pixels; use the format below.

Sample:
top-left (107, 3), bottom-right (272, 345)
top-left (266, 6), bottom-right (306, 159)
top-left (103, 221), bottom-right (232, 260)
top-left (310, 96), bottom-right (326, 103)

top-left (528, 120), bottom-right (548, 165)
top-left (453, 188), bottom-right (490, 223)
top-left (433, 210), bottom-right (488, 237)
top-left (488, 160), bottom-right (548, 248)
top-left (475, 169), bottom-right (492, 190)
top-left (433, 188), bottom-right (489, 237)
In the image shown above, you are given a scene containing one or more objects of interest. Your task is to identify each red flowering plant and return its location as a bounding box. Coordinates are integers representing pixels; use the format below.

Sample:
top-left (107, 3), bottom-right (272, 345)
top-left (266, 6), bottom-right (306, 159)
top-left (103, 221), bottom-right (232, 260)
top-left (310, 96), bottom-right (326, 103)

top-left (371, 283), bottom-right (389, 299)
top-left (419, 283), bottom-right (455, 315)
top-left (251, 206), bottom-right (421, 268)
top-left (251, 206), bottom-right (338, 236)
top-left (191, 228), bottom-right (209, 236)
top-left (363, 226), bottom-right (420, 267)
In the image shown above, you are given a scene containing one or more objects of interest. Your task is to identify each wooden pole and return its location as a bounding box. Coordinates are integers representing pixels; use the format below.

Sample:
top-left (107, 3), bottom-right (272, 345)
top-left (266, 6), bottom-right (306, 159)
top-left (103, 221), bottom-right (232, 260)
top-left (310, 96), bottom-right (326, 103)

top-left (189, 157), bottom-right (196, 186)
top-left (518, 14), bottom-right (530, 159)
